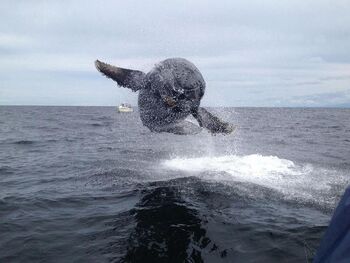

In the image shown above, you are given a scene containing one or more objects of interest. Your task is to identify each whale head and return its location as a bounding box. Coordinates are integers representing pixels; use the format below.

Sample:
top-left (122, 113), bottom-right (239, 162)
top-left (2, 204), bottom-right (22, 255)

top-left (147, 58), bottom-right (205, 112)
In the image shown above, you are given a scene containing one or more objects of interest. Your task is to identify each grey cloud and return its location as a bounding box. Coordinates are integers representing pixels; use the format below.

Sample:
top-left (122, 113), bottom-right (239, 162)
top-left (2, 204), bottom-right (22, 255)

top-left (1, 0), bottom-right (350, 106)
top-left (269, 89), bottom-right (350, 107)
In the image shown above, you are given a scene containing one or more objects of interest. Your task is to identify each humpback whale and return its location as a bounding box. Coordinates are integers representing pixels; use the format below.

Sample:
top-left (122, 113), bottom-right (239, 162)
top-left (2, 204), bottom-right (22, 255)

top-left (95, 58), bottom-right (234, 135)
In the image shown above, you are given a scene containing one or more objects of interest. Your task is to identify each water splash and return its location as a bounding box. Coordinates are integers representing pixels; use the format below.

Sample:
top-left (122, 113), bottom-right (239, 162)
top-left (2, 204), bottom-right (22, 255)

top-left (162, 154), bottom-right (346, 206)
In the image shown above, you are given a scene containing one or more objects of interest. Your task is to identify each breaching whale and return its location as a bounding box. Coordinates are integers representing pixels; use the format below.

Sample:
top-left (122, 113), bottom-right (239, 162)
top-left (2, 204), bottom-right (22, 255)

top-left (95, 58), bottom-right (234, 135)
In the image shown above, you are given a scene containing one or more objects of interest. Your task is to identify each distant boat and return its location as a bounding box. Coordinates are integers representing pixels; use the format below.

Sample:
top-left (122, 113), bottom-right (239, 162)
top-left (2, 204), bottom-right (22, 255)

top-left (117, 103), bottom-right (133, 113)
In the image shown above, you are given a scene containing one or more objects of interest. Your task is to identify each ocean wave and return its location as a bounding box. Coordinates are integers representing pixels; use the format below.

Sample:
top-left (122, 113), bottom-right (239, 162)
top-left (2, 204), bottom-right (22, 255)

top-left (90, 123), bottom-right (104, 127)
top-left (13, 140), bottom-right (35, 145)
top-left (0, 166), bottom-right (14, 175)
top-left (10, 139), bottom-right (59, 145)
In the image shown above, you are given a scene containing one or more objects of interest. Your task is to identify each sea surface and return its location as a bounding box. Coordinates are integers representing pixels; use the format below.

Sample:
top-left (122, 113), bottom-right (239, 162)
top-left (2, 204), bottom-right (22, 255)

top-left (1, 106), bottom-right (349, 262)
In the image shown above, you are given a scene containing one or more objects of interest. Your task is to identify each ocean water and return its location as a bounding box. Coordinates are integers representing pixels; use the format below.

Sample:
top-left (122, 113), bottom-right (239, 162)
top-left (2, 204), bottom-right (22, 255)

top-left (0, 106), bottom-right (349, 262)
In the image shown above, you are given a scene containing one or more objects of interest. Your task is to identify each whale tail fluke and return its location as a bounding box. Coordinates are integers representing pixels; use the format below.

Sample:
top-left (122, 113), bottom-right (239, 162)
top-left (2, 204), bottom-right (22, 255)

top-left (95, 60), bottom-right (146, 92)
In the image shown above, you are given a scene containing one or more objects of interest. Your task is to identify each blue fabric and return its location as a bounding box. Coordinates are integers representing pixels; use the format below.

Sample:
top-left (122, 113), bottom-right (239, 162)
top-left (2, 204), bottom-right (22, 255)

top-left (314, 187), bottom-right (350, 263)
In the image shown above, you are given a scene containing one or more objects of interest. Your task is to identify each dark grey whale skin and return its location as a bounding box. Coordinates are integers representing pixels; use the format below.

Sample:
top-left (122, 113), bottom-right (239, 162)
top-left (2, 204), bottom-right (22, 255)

top-left (95, 58), bottom-right (234, 135)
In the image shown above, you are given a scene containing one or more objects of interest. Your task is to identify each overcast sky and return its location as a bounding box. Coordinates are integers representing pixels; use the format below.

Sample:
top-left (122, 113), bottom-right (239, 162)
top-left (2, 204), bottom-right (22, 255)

top-left (1, 0), bottom-right (350, 107)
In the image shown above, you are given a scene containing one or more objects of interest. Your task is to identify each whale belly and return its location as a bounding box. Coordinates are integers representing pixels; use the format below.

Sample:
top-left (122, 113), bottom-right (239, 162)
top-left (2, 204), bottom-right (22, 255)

top-left (138, 89), bottom-right (189, 131)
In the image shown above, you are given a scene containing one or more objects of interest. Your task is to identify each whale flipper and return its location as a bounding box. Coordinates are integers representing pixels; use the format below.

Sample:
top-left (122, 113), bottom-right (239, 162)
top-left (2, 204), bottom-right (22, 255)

top-left (95, 60), bottom-right (146, 91)
top-left (192, 107), bottom-right (235, 134)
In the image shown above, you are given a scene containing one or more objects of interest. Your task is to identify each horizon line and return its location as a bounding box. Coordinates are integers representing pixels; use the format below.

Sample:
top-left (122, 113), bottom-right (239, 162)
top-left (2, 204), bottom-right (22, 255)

top-left (1, 104), bottom-right (349, 109)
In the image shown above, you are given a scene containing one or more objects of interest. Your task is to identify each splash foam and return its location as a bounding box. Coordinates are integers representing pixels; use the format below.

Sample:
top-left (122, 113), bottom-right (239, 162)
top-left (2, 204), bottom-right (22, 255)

top-left (162, 154), bottom-right (345, 205)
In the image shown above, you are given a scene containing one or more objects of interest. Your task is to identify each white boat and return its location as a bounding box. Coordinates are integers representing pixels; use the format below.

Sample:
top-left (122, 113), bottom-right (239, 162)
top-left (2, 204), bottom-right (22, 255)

top-left (117, 103), bottom-right (133, 113)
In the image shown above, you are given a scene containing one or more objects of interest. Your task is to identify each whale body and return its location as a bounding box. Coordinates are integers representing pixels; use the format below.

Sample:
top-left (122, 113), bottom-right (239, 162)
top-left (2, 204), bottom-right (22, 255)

top-left (95, 58), bottom-right (234, 135)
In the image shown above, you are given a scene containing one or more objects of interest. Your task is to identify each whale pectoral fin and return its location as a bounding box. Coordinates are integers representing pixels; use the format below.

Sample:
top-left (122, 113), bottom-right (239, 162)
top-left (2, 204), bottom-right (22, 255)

top-left (95, 60), bottom-right (146, 91)
top-left (192, 107), bottom-right (235, 134)
top-left (154, 121), bottom-right (202, 135)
